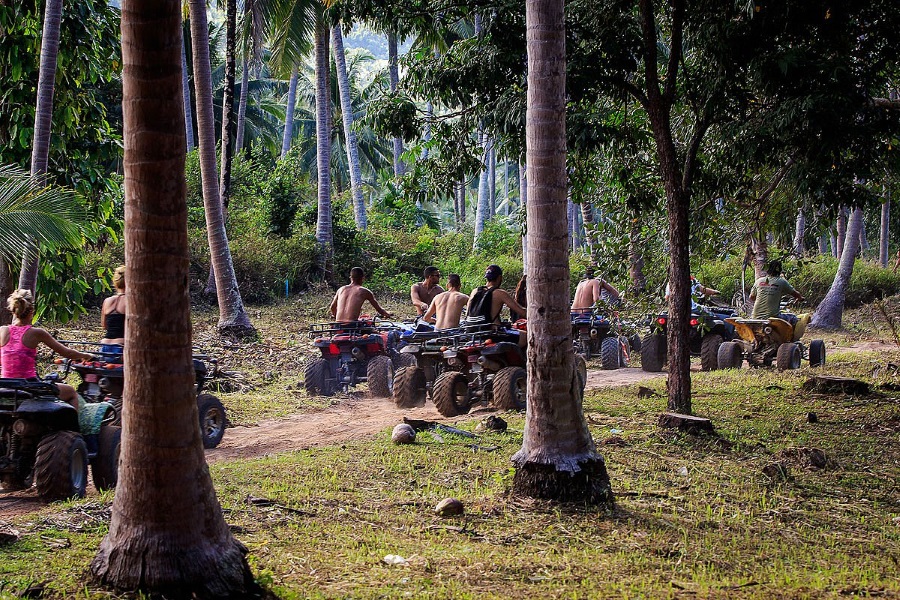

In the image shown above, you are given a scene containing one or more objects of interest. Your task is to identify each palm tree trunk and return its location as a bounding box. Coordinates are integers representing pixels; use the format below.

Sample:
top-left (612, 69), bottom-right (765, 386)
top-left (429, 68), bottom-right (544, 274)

top-left (234, 55), bottom-right (250, 153)
top-left (512, 0), bottom-right (611, 503)
top-left (19, 0), bottom-right (64, 294)
top-left (332, 25), bottom-right (367, 230)
top-left (858, 216), bottom-right (869, 253)
top-left (880, 192), bottom-right (890, 267)
top-left (811, 207), bottom-right (864, 330)
top-left (580, 198), bottom-right (594, 256)
top-left (182, 33), bottom-right (196, 151)
top-left (314, 18), bottom-right (333, 280)
top-left (188, 0), bottom-right (254, 334)
top-left (219, 0), bottom-right (237, 210)
top-left (388, 31), bottom-right (405, 176)
top-left (474, 133), bottom-right (491, 248)
top-left (794, 209), bottom-right (805, 256)
top-left (488, 145), bottom-right (496, 218)
top-left (818, 233), bottom-right (827, 255)
top-left (91, 2), bottom-right (255, 592)
top-left (281, 64), bottom-right (299, 158)
top-left (750, 233), bottom-right (768, 279)
top-left (836, 206), bottom-right (847, 258)
top-left (520, 160), bottom-right (527, 269)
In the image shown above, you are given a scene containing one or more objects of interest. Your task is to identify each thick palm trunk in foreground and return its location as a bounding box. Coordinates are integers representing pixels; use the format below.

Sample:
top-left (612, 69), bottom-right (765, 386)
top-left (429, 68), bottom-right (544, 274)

top-left (512, 0), bottom-right (612, 503)
top-left (91, 2), bottom-right (255, 595)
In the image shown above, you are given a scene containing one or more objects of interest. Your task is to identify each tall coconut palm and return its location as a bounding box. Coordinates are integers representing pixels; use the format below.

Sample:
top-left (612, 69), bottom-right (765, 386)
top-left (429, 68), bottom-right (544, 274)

top-left (90, 1), bottom-right (255, 593)
top-left (18, 0), bottom-right (64, 294)
top-left (879, 192), bottom-right (890, 267)
top-left (182, 32), bottom-right (196, 150)
top-left (332, 24), bottom-right (367, 229)
top-left (388, 30), bottom-right (405, 176)
top-left (314, 14), bottom-right (333, 279)
top-left (218, 0), bottom-right (238, 210)
top-left (188, 0), bottom-right (254, 334)
top-left (511, 0), bottom-right (612, 503)
top-left (281, 63), bottom-right (300, 157)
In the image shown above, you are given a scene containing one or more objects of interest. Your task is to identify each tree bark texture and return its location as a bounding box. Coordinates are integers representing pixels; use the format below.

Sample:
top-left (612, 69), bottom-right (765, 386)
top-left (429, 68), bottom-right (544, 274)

top-left (332, 25), bottom-right (367, 230)
top-left (91, 2), bottom-right (256, 594)
top-left (489, 145), bottom-right (497, 218)
top-left (219, 0), bottom-right (237, 210)
top-left (314, 19), bottom-right (333, 280)
top-left (188, 0), bottom-right (253, 334)
top-left (580, 198), bottom-right (594, 256)
top-left (19, 0), bottom-right (64, 293)
top-left (388, 32), bottom-right (405, 176)
top-left (512, 0), bottom-right (611, 504)
top-left (181, 35), bottom-right (196, 151)
top-left (793, 209), bottom-right (805, 256)
top-left (281, 64), bottom-right (299, 158)
top-left (520, 160), bottom-right (527, 270)
top-left (474, 132), bottom-right (491, 248)
top-left (234, 55), bottom-right (250, 153)
top-left (836, 206), bottom-right (847, 259)
top-left (818, 233), bottom-right (827, 255)
top-left (858, 216), bottom-right (868, 253)
top-left (811, 207), bottom-right (863, 330)
top-left (750, 234), bottom-right (767, 279)
top-left (880, 194), bottom-right (890, 268)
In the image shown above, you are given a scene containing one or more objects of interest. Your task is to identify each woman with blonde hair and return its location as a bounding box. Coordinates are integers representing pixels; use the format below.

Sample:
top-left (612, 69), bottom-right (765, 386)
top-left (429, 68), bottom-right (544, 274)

top-left (0, 289), bottom-right (91, 408)
top-left (100, 265), bottom-right (126, 355)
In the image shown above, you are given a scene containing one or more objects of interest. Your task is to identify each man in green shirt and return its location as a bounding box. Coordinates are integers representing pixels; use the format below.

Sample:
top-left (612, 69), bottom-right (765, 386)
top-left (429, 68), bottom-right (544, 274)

top-left (750, 260), bottom-right (805, 323)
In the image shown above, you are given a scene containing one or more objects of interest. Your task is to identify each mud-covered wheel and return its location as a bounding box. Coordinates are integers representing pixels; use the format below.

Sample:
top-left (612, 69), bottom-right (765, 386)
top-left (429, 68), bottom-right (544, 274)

top-left (197, 394), bottom-right (227, 449)
top-left (776, 342), bottom-right (801, 370)
top-left (92, 425), bottom-right (121, 490)
top-left (432, 371), bottom-right (471, 417)
top-left (600, 337), bottom-right (621, 370)
top-left (304, 358), bottom-right (333, 397)
top-left (808, 339), bottom-right (826, 367)
top-left (393, 352), bottom-right (417, 369)
top-left (367, 355), bottom-right (394, 397)
top-left (700, 333), bottom-right (724, 371)
top-left (492, 366), bottom-right (526, 410)
top-left (629, 334), bottom-right (642, 353)
top-left (575, 354), bottom-right (587, 393)
top-left (640, 333), bottom-right (666, 372)
top-left (393, 366), bottom-right (427, 408)
top-left (34, 431), bottom-right (88, 502)
top-left (576, 335), bottom-right (591, 360)
top-left (717, 341), bottom-right (743, 369)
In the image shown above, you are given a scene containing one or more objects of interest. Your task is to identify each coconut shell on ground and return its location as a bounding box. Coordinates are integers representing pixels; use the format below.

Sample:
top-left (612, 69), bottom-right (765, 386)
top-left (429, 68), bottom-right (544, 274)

top-left (392, 423), bottom-right (416, 444)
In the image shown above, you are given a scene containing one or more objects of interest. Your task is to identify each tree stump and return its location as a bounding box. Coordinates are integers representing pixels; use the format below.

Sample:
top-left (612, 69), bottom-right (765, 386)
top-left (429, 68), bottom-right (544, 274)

top-left (801, 376), bottom-right (870, 396)
top-left (658, 412), bottom-right (716, 435)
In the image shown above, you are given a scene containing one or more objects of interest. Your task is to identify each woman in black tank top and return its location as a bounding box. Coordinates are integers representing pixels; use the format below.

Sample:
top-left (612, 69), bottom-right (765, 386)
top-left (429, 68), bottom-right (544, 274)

top-left (100, 265), bottom-right (126, 355)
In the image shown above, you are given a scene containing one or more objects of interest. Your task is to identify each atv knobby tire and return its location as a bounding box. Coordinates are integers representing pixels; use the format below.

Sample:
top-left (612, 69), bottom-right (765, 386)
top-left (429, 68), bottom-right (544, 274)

top-left (367, 355), bottom-right (394, 397)
top-left (600, 337), bottom-right (621, 370)
top-left (92, 425), bottom-right (121, 490)
top-left (492, 366), bottom-right (526, 410)
top-left (808, 339), bottom-right (826, 367)
top-left (700, 333), bottom-right (724, 371)
top-left (717, 341), bottom-right (743, 369)
top-left (197, 394), bottom-right (227, 449)
top-left (34, 431), bottom-right (88, 502)
top-left (304, 358), bottom-right (334, 397)
top-left (640, 333), bottom-right (666, 372)
top-left (393, 353), bottom-right (417, 369)
top-left (432, 371), bottom-right (471, 417)
top-left (776, 342), bottom-right (801, 370)
top-left (393, 366), bottom-right (427, 408)
top-left (575, 354), bottom-right (587, 393)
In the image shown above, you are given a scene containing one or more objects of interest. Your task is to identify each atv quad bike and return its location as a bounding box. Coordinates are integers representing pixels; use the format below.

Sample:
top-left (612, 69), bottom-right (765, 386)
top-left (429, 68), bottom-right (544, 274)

top-left (0, 378), bottom-right (120, 502)
top-left (717, 313), bottom-right (825, 370)
top-left (392, 325), bottom-right (458, 409)
top-left (571, 310), bottom-right (640, 370)
top-left (58, 345), bottom-right (228, 449)
top-left (641, 302), bottom-right (737, 372)
top-left (305, 318), bottom-right (413, 398)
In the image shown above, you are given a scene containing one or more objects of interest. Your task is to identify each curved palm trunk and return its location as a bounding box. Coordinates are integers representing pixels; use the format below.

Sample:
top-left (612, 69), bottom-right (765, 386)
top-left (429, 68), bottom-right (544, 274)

top-left (182, 34), bottom-right (196, 150)
top-left (188, 0), bottom-right (253, 334)
top-left (811, 207), bottom-right (863, 330)
top-left (19, 0), bottom-right (64, 294)
top-left (880, 194), bottom-right (890, 267)
top-left (332, 25), bottom-right (367, 230)
top-left (91, 1), bottom-right (255, 593)
top-left (314, 18), bottom-right (333, 280)
top-left (388, 32), bottom-right (405, 176)
top-left (235, 56), bottom-right (250, 153)
top-left (512, 0), bottom-right (611, 503)
top-left (219, 0), bottom-right (237, 209)
top-left (281, 64), bottom-right (299, 158)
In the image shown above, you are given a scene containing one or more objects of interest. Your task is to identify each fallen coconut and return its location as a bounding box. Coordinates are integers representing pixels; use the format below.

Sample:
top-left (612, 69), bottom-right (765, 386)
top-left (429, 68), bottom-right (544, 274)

top-left (392, 423), bottom-right (416, 444)
top-left (435, 497), bottom-right (464, 517)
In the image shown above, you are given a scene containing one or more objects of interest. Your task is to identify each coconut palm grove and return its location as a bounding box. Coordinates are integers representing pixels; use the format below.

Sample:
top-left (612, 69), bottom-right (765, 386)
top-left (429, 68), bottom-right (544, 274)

top-left (0, 0), bottom-right (899, 598)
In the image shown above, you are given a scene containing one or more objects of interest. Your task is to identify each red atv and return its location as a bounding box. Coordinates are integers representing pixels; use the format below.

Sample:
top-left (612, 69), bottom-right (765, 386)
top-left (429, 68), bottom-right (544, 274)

top-left (55, 343), bottom-right (228, 449)
top-left (305, 318), bottom-right (414, 398)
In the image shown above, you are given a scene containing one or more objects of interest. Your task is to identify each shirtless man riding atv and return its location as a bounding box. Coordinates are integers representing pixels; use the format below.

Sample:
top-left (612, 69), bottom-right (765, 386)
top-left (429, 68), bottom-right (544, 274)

top-left (330, 267), bottom-right (393, 322)
top-left (423, 274), bottom-right (469, 329)
top-left (571, 267), bottom-right (620, 311)
top-left (410, 266), bottom-right (444, 316)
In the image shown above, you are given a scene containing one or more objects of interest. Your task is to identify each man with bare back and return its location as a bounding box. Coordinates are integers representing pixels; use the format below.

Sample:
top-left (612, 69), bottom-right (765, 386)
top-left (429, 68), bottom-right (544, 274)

top-left (410, 266), bottom-right (444, 316)
top-left (423, 274), bottom-right (468, 329)
top-left (571, 266), bottom-right (620, 312)
top-left (330, 267), bottom-right (393, 322)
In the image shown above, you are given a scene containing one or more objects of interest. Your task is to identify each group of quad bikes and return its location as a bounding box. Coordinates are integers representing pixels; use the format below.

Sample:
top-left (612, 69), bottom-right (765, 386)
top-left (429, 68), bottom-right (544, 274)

top-left (303, 317), bottom-right (565, 418)
top-left (0, 344), bottom-right (227, 503)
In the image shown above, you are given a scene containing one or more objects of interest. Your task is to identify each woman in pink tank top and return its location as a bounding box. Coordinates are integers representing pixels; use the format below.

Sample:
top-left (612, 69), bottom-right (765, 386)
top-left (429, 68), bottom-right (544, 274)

top-left (0, 290), bottom-right (92, 409)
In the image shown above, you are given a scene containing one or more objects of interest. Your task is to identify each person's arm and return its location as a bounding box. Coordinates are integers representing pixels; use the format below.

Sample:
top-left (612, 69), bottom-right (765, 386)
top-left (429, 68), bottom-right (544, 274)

top-left (329, 291), bottom-right (339, 318)
top-left (497, 290), bottom-right (527, 318)
top-left (100, 298), bottom-right (110, 329)
top-left (601, 280), bottom-right (620, 300)
top-left (410, 284), bottom-right (428, 312)
top-left (698, 284), bottom-right (719, 296)
top-left (422, 299), bottom-right (438, 324)
top-left (365, 290), bottom-right (393, 318)
top-left (33, 329), bottom-right (92, 361)
top-left (781, 280), bottom-right (803, 302)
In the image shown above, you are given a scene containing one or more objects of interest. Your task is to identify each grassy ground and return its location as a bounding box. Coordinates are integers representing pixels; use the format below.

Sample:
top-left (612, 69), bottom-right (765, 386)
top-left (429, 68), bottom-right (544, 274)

top-left (2, 322), bottom-right (899, 598)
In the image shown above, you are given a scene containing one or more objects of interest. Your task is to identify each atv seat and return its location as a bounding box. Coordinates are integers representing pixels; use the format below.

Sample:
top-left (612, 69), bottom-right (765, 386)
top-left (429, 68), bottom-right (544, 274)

top-left (726, 315), bottom-right (809, 344)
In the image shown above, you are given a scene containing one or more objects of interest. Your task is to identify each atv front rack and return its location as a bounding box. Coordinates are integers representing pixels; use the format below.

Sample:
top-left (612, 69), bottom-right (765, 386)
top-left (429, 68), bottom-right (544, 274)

top-left (308, 320), bottom-right (380, 338)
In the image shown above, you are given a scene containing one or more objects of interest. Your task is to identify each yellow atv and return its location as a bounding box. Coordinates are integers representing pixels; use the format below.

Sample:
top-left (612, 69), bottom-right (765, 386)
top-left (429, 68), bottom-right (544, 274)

top-left (717, 313), bottom-right (825, 370)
